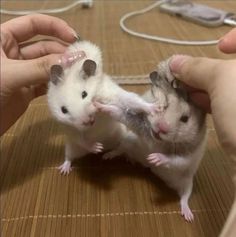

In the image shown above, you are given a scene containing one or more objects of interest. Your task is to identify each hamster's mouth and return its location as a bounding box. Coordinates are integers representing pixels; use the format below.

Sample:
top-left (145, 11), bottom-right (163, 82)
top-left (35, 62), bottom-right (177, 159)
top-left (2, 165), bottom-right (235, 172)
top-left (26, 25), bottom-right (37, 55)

top-left (151, 129), bottom-right (162, 141)
top-left (82, 118), bottom-right (95, 126)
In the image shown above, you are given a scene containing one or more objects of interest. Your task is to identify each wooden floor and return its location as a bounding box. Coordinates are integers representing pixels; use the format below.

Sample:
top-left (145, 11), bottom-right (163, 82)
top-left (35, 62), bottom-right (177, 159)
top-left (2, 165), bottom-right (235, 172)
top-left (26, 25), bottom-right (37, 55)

top-left (1, 1), bottom-right (236, 236)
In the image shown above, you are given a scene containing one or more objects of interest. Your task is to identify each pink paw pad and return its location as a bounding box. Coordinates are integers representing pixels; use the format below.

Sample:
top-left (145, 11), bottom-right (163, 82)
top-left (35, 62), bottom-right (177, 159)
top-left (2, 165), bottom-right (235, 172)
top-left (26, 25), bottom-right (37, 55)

top-left (181, 205), bottom-right (194, 223)
top-left (58, 161), bottom-right (72, 175)
top-left (147, 153), bottom-right (168, 166)
top-left (91, 142), bottom-right (104, 154)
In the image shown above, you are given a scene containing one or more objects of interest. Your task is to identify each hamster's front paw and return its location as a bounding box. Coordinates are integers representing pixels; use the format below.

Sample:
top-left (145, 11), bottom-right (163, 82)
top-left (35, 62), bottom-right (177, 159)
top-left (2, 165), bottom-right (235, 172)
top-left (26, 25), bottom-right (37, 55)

top-left (58, 160), bottom-right (72, 175)
top-left (91, 142), bottom-right (104, 154)
top-left (144, 103), bottom-right (157, 116)
top-left (147, 153), bottom-right (169, 167)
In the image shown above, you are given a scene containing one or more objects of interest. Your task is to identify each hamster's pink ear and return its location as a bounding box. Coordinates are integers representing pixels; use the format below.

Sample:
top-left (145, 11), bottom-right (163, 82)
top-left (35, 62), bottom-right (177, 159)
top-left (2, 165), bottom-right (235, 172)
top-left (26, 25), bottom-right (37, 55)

top-left (50, 65), bottom-right (64, 85)
top-left (82, 59), bottom-right (97, 78)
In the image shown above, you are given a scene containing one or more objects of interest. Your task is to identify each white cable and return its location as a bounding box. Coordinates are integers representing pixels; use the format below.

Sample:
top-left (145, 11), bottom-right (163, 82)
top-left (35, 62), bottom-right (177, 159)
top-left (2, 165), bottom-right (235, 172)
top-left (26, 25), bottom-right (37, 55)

top-left (1, 0), bottom-right (219, 46)
top-left (0, 0), bottom-right (221, 85)
top-left (0, 0), bottom-right (90, 15)
top-left (120, 0), bottom-right (219, 46)
top-left (113, 75), bottom-right (150, 85)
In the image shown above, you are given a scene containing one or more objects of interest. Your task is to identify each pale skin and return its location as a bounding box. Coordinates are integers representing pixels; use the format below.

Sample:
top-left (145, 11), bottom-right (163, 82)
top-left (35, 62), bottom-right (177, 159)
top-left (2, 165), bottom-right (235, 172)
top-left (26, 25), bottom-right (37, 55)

top-left (0, 14), bottom-right (77, 135)
top-left (169, 29), bottom-right (236, 154)
top-left (1, 14), bottom-right (235, 152)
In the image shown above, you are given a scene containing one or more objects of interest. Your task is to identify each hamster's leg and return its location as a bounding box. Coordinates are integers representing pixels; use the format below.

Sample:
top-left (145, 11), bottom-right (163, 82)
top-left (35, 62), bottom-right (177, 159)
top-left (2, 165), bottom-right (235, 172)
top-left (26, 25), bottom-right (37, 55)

top-left (178, 178), bottom-right (194, 222)
top-left (148, 153), bottom-right (194, 221)
top-left (58, 142), bottom-right (89, 175)
top-left (118, 91), bottom-right (156, 114)
top-left (102, 144), bottom-right (124, 160)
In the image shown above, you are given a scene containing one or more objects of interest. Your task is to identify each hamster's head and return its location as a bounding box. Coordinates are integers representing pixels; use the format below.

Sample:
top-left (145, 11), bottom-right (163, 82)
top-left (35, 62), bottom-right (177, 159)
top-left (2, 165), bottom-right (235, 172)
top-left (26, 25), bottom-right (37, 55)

top-left (149, 94), bottom-right (206, 144)
top-left (47, 59), bottom-right (101, 130)
top-left (148, 69), bottom-right (206, 145)
top-left (65, 40), bottom-right (103, 75)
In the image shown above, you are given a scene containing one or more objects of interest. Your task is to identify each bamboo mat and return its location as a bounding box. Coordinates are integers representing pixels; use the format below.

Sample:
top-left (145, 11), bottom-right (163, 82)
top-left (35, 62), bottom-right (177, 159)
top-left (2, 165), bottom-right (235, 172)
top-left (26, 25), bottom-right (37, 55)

top-left (1, 1), bottom-right (236, 236)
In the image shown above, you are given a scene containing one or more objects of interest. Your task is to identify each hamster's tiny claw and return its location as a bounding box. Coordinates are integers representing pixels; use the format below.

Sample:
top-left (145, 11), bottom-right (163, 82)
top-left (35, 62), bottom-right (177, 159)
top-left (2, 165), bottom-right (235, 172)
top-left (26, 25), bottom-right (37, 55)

top-left (93, 101), bottom-right (103, 110)
top-left (147, 104), bottom-right (156, 116)
top-left (58, 160), bottom-right (72, 175)
top-left (181, 205), bottom-right (194, 223)
top-left (91, 142), bottom-right (104, 154)
top-left (140, 103), bottom-right (155, 116)
top-left (147, 153), bottom-right (169, 167)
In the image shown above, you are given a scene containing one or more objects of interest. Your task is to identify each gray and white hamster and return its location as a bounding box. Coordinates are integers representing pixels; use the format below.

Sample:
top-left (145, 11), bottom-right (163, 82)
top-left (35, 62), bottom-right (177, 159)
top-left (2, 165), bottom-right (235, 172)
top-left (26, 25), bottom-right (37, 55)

top-left (47, 41), bottom-right (154, 175)
top-left (95, 58), bottom-right (207, 222)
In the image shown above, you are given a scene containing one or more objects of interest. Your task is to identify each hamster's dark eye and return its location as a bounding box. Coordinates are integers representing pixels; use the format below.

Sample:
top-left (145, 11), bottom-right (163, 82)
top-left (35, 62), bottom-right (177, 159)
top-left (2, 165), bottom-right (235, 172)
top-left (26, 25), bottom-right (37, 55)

top-left (180, 115), bottom-right (189, 123)
top-left (61, 106), bottom-right (68, 114)
top-left (82, 91), bottom-right (88, 99)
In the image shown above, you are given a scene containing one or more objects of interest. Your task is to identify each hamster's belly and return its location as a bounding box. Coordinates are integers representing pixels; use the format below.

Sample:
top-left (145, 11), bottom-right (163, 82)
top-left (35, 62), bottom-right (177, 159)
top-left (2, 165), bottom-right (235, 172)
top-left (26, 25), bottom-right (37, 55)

top-left (123, 132), bottom-right (154, 167)
top-left (65, 113), bottom-right (124, 150)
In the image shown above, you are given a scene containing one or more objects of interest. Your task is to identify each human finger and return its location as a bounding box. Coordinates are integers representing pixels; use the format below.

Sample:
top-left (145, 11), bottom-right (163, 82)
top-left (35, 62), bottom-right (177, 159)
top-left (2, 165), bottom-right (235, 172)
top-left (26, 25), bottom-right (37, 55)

top-left (2, 54), bottom-right (61, 89)
top-left (189, 92), bottom-right (211, 113)
top-left (218, 28), bottom-right (236, 54)
top-left (169, 55), bottom-right (222, 93)
top-left (20, 40), bottom-right (67, 59)
top-left (1, 14), bottom-right (77, 43)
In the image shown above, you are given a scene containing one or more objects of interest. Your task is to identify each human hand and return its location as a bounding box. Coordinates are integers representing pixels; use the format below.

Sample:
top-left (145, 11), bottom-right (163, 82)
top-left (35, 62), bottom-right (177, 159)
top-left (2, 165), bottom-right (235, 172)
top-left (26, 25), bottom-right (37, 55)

top-left (0, 14), bottom-right (77, 135)
top-left (218, 28), bottom-right (236, 54)
top-left (170, 55), bottom-right (236, 153)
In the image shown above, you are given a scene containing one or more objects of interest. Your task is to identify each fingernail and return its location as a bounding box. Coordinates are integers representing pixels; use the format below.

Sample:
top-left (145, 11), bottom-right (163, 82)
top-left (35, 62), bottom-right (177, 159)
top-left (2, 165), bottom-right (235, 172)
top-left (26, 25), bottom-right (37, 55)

top-left (70, 28), bottom-right (80, 40)
top-left (169, 55), bottom-right (191, 74)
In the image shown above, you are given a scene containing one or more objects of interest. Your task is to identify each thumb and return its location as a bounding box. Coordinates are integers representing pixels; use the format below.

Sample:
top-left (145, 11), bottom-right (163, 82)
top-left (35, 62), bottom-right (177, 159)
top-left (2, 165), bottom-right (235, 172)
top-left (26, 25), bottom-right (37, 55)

top-left (4, 54), bottom-right (62, 90)
top-left (169, 55), bottom-right (222, 93)
top-left (218, 28), bottom-right (236, 54)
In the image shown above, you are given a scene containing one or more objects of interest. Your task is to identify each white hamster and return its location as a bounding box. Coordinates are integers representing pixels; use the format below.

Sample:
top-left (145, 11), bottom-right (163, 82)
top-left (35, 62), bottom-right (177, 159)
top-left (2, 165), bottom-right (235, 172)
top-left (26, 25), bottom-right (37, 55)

top-left (94, 58), bottom-right (207, 222)
top-left (47, 41), bottom-right (154, 175)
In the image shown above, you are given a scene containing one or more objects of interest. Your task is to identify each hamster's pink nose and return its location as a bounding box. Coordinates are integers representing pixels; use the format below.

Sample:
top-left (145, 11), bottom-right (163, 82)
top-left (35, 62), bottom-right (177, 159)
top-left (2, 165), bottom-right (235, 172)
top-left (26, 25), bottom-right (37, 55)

top-left (157, 121), bottom-right (169, 134)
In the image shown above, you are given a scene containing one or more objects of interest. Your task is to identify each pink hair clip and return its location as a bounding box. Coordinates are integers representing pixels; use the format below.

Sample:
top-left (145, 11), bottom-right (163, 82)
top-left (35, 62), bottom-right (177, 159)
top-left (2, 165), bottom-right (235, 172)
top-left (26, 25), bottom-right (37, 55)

top-left (59, 50), bottom-right (86, 68)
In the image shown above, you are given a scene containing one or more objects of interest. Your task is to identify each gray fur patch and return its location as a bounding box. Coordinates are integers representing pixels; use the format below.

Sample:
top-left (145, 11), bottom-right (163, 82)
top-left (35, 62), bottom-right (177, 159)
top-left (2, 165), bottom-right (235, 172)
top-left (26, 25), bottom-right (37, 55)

top-left (50, 65), bottom-right (64, 85)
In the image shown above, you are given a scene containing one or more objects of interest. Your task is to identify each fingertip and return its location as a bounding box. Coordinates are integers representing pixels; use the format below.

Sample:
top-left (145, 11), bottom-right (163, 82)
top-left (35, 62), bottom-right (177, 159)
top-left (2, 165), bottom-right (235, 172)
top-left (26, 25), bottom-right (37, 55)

top-left (218, 38), bottom-right (229, 52)
top-left (169, 55), bottom-right (192, 74)
top-left (218, 28), bottom-right (236, 54)
top-left (218, 37), bottom-right (236, 54)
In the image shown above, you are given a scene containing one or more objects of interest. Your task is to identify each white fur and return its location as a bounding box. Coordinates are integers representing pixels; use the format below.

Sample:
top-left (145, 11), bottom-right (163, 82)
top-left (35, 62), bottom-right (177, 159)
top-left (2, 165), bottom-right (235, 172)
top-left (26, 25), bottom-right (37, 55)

top-left (100, 60), bottom-right (207, 222)
top-left (47, 41), bottom-right (154, 175)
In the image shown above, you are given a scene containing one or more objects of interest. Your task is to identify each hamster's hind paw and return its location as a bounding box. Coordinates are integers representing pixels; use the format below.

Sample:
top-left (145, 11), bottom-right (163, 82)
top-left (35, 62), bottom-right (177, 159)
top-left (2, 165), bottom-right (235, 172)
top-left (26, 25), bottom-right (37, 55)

top-left (91, 142), bottom-right (104, 154)
top-left (58, 160), bottom-right (72, 175)
top-left (102, 149), bottom-right (120, 160)
top-left (147, 153), bottom-right (169, 167)
top-left (181, 205), bottom-right (194, 223)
